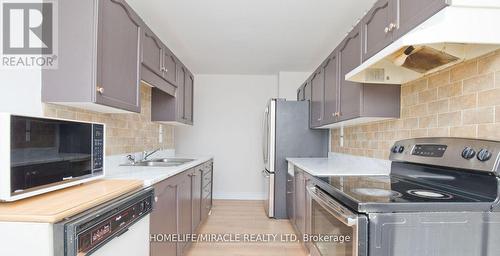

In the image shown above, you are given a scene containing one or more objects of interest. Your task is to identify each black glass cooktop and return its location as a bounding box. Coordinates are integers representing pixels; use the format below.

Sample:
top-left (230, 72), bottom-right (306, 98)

top-left (311, 161), bottom-right (500, 213)
top-left (314, 175), bottom-right (494, 204)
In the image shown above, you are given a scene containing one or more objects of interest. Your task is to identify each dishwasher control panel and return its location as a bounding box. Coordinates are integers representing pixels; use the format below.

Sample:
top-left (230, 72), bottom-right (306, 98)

top-left (54, 188), bottom-right (154, 256)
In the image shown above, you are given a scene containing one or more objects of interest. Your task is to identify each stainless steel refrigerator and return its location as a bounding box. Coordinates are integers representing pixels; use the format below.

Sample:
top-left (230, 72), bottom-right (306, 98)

top-left (262, 99), bottom-right (328, 219)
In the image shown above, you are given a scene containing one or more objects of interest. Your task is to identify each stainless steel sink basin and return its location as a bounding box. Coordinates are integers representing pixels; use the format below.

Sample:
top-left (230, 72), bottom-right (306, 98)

top-left (122, 158), bottom-right (194, 167)
top-left (147, 158), bottom-right (194, 164)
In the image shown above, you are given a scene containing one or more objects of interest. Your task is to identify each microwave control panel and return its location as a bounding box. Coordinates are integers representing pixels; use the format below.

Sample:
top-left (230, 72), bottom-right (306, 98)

top-left (92, 124), bottom-right (104, 171)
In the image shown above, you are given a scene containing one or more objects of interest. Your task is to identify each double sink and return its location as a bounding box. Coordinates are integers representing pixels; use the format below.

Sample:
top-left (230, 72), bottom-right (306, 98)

top-left (122, 158), bottom-right (195, 167)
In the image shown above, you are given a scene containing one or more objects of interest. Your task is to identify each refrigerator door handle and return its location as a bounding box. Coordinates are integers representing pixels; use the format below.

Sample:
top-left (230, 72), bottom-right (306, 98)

top-left (263, 169), bottom-right (274, 218)
top-left (262, 107), bottom-right (269, 163)
top-left (262, 169), bottom-right (270, 178)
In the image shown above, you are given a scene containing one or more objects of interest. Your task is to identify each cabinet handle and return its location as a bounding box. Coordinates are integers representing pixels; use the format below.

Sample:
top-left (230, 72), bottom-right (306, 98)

top-left (154, 196), bottom-right (158, 202)
top-left (97, 86), bottom-right (104, 94)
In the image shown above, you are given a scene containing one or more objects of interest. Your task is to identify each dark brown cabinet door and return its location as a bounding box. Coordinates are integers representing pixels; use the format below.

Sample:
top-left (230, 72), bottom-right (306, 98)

top-left (178, 172), bottom-right (192, 255)
top-left (184, 72), bottom-right (194, 124)
top-left (297, 84), bottom-right (305, 101)
top-left (150, 178), bottom-right (178, 256)
top-left (395, 0), bottom-right (448, 39)
top-left (304, 81), bottom-right (312, 102)
top-left (176, 66), bottom-right (186, 121)
top-left (322, 53), bottom-right (339, 124)
top-left (191, 169), bottom-right (202, 232)
top-left (361, 0), bottom-right (395, 61)
top-left (96, 0), bottom-right (141, 113)
top-left (294, 168), bottom-right (306, 236)
top-left (142, 29), bottom-right (163, 79)
top-left (310, 69), bottom-right (324, 128)
top-left (163, 47), bottom-right (178, 85)
top-left (286, 173), bottom-right (294, 220)
top-left (338, 24), bottom-right (363, 122)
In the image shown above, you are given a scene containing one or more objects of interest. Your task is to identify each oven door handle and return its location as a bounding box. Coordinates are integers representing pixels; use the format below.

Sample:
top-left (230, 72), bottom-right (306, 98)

top-left (306, 185), bottom-right (358, 227)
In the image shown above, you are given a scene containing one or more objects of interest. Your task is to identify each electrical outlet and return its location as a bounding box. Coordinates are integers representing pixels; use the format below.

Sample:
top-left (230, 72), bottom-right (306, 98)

top-left (159, 125), bottom-right (163, 143)
top-left (340, 126), bottom-right (344, 147)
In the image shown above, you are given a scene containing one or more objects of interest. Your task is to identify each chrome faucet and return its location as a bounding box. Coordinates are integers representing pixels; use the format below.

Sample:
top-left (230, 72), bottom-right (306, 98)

top-left (126, 154), bottom-right (136, 164)
top-left (142, 148), bottom-right (161, 161)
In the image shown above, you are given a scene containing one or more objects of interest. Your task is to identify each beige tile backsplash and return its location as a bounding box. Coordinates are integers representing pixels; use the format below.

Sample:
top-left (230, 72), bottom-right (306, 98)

top-left (43, 85), bottom-right (174, 156)
top-left (331, 49), bottom-right (500, 160)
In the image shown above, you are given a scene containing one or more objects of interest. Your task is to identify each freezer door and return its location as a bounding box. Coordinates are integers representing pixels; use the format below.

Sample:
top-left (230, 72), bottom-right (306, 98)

top-left (262, 169), bottom-right (275, 218)
top-left (262, 100), bottom-right (276, 173)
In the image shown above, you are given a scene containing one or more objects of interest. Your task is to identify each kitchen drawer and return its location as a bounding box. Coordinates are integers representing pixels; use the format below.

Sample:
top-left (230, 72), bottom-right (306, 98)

top-left (202, 182), bottom-right (212, 199)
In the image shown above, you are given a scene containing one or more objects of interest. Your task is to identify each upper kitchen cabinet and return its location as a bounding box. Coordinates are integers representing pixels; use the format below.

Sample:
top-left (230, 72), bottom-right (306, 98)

top-left (361, 0), bottom-right (448, 62)
top-left (141, 27), bottom-right (178, 96)
top-left (151, 64), bottom-right (194, 125)
top-left (310, 69), bottom-right (325, 128)
top-left (309, 24), bottom-right (401, 129)
top-left (394, 0), bottom-right (448, 39)
top-left (361, 0), bottom-right (395, 62)
top-left (183, 68), bottom-right (194, 124)
top-left (338, 25), bottom-right (363, 122)
top-left (322, 52), bottom-right (339, 125)
top-left (42, 0), bottom-right (143, 113)
top-left (304, 81), bottom-right (312, 102)
top-left (297, 84), bottom-right (305, 101)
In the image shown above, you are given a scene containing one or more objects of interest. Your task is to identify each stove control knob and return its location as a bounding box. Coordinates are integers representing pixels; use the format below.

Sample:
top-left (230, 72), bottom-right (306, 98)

top-left (391, 145), bottom-right (405, 154)
top-left (461, 147), bottom-right (476, 160)
top-left (391, 146), bottom-right (398, 153)
top-left (397, 146), bottom-right (405, 153)
top-left (477, 149), bottom-right (492, 162)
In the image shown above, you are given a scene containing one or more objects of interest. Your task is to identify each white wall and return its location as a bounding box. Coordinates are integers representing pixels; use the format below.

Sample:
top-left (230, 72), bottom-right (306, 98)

top-left (175, 75), bottom-right (278, 200)
top-left (278, 71), bottom-right (311, 100)
top-left (0, 70), bottom-right (42, 116)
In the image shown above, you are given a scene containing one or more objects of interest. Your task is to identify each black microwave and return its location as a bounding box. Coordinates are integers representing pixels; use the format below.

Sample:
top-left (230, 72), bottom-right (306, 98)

top-left (0, 114), bottom-right (105, 201)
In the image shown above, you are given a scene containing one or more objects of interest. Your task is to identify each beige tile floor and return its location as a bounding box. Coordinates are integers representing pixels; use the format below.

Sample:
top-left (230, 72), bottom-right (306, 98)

top-left (185, 200), bottom-right (308, 256)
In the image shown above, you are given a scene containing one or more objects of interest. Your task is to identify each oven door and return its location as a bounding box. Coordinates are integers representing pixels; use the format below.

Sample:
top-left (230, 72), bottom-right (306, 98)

top-left (306, 185), bottom-right (360, 256)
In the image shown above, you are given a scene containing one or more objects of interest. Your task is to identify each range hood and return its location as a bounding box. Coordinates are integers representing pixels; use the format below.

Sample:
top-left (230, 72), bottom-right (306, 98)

top-left (347, 1), bottom-right (500, 85)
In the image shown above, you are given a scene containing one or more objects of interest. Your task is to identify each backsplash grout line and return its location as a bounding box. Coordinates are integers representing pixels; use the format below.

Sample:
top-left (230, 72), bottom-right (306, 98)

top-left (331, 49), bottom-right (500, 160)
top-left (43, 85), bottom-right (175, 156)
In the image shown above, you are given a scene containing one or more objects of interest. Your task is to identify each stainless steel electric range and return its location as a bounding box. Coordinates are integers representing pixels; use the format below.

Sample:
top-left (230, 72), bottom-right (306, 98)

top-left (306, 138), bottom-right (500, 256)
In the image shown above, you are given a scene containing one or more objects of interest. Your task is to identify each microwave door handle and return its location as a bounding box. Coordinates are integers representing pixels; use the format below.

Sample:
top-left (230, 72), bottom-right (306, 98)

top-left (306, 185), bottom-right (357, 227)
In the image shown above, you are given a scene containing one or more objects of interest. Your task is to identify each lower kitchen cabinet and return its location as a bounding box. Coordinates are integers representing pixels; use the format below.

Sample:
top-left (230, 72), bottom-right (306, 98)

top-left (150, 160), bottom-right (213, 256)
top-left (177, 172), bottom-right (192, 255)
top-left (286, 172), bottom-right (294, 220)
top-left (150, 175), bottom-right (179, 256)
top-left (290, 166), bottom-right (314, 254)
top-left (191, 167), bottom-right (202, 232)
top-left (293, 168), bottom-right (306, 236)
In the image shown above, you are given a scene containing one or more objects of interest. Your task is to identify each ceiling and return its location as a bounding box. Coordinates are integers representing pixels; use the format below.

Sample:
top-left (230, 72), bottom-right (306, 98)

top-left (127, 0), bottom-right (377, 75)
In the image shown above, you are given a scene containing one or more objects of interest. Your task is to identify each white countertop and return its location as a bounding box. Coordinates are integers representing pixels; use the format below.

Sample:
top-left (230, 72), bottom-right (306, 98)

top-left (287, 153), bottom-right (391, 176)
top-left (105, 150), bottom-right (213, 187)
